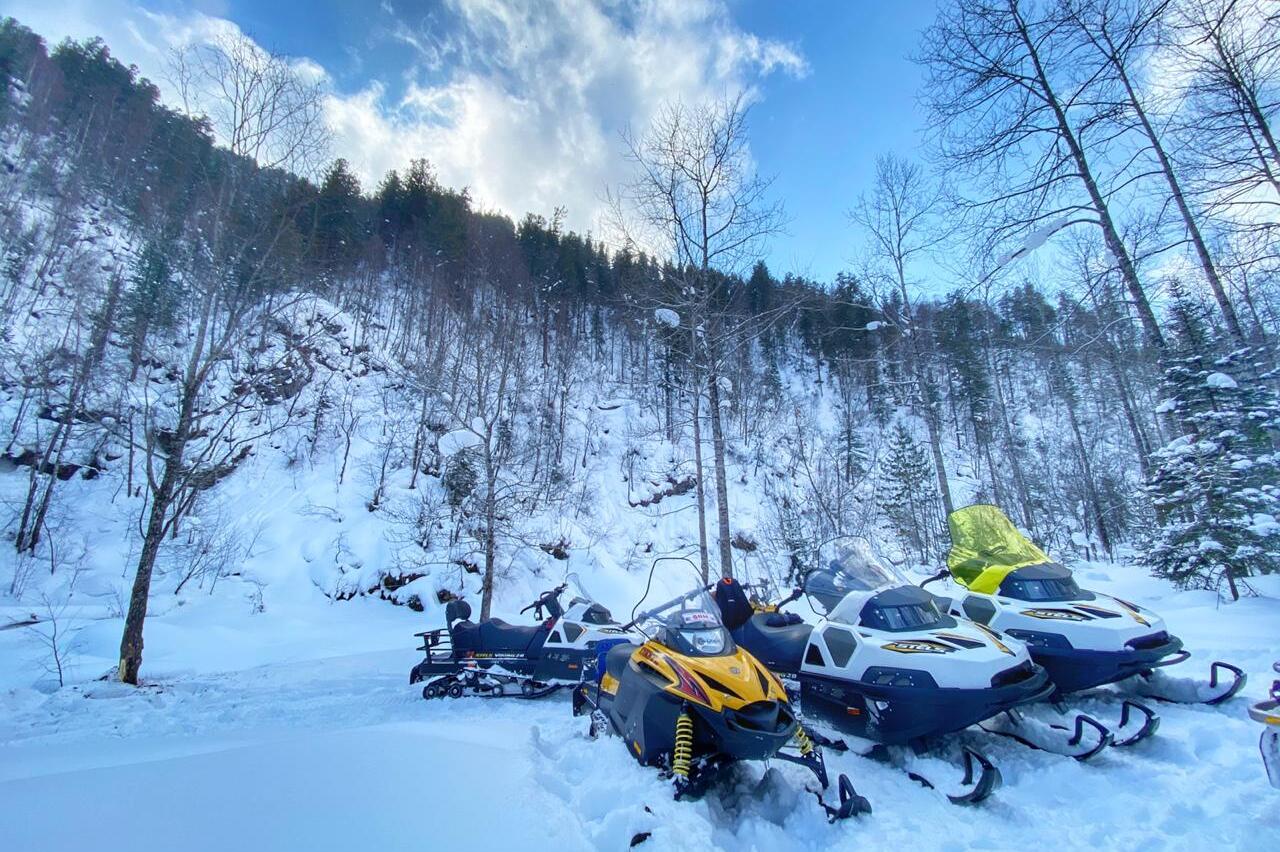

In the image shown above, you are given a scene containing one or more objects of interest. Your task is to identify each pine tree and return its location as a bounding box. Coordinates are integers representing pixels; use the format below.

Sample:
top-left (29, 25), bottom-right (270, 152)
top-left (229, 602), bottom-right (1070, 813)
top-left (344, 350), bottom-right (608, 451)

top-left (124, 239), bottom-right (181, 376)
top-left (1141, 293), bottom-right (1280, 599)
top-left (443, 450), bottom-right (478, 510)
top-left (879, 423), bottom-right (943, 562)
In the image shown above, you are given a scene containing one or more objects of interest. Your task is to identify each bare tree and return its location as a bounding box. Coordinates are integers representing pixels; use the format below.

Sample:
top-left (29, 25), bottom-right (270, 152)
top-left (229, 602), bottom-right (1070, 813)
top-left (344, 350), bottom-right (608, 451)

top-left (1064, 0), bottom-right (1246, 340)
top-left (920, 0), bottom-right (1167, 349)
top-left (852, 155), bottom-right (957, 516)
top-left (612, 94), bottom-right (784, 580)
top-left (170, 31), bottom-right (329, 176)
top-left (117, 37), bottom-right (329, 685)
top-left (427, 303), bottom-right (528, 620)
top-left (1173, 0), bottom-right (1280, 213)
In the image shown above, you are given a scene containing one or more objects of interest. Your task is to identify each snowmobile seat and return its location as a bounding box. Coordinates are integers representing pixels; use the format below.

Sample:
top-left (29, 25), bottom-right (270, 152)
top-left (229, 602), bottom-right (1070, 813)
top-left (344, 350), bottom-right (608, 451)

top-left (445, 599), bottom-right (472, 624)
top-left (604, 642), bottom-right (635, 683)
top-left (714, 577), bottom-right (754, 630)
top-left (735, 612), bottom-right (812, 674)
top-left (449, 617), bottom-right (547, 656)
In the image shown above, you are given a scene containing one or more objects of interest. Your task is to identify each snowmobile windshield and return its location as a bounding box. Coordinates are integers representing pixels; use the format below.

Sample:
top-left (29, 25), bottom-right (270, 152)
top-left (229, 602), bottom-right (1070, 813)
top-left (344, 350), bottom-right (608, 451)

top-left (561, 573), bottom-right (614, 623)
top-left (947, 506), bottom-right (1053, 594)
top-left (805, 539), bottom-right (901, 616)
top-left (656, 590), bottom-right (736, 657)
top-left (578, 603), bottom-right (615, 624)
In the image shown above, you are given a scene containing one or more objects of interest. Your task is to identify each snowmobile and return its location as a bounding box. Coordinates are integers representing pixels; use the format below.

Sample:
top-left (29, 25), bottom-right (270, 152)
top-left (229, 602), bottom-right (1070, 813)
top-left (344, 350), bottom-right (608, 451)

top-left (713, 538), bottom-right (1052, 804)
top-left (1250, 662), bottom-right (1280, 789)
top-left (572, 568), bottom-right (869, 821)
top-left (927, 505), bottom-right (1247, 757)
top-left (411, 574), bottom-right (634, 699)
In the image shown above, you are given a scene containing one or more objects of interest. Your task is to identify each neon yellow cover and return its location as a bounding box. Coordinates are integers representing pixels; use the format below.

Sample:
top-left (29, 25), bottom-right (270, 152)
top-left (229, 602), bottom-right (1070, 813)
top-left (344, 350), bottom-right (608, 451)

top-left (946, 505), bottom-right (1052, 594)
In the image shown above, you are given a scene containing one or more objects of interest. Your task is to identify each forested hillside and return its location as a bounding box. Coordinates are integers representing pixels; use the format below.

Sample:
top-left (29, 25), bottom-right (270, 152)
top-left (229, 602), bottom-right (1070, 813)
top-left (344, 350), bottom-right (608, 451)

top-left (0, 0), bottom-right (1277, 686)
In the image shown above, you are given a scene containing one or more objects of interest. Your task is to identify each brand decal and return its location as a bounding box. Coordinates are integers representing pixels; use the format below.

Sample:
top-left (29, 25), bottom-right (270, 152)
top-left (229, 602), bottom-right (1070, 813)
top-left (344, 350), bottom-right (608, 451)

top-left (882, 640), bottom-right (953, 654)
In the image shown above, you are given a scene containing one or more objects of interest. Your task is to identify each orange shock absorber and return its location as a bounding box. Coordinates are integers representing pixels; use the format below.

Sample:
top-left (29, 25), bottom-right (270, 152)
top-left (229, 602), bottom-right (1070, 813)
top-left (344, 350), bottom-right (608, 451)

top-left (672, 711), bottom-right (694, 780)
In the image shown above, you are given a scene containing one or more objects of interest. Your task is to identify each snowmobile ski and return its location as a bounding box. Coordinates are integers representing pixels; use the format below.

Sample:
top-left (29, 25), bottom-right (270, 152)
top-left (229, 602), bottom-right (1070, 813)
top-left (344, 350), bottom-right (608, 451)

top-left (1108, 698), bottom-right (1160, 747)
top-left (809, 727), bottom-right (1001, 806)
top-left (978, 707), bottom-right (1113, 762)
top-left (1134, 655), bottom-right (1247, 706)
top-left (817, 775), bottom-right (873, 821)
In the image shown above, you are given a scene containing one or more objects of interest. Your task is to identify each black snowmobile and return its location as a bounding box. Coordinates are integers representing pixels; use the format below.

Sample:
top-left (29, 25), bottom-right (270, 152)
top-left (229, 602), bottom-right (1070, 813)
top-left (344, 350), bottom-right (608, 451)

top-left (713, 538), bottom-right (1052, 804)
top-left (929, 505), bottom-right (1247, 759)
top-left (573, 567), bottom-right (869, 822)
top-left (410, 576), bottom-right (636, 699)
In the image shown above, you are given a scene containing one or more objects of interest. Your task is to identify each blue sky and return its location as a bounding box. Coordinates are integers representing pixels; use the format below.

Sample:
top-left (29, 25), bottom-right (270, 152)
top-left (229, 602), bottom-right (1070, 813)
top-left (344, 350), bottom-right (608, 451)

top-left (2, 0), bottom-right (942, 282)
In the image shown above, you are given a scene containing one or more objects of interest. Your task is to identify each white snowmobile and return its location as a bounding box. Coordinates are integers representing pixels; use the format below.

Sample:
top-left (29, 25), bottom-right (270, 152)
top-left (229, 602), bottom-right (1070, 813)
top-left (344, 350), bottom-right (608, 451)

top-left (714, 538), bottom-right (1053, 804)
top-left (1251, 662), bottom-right (1280, 789)
top-left (926, 505), bottom-right (1247, 758)
top-left (411, 574), bottom-right (636, 699)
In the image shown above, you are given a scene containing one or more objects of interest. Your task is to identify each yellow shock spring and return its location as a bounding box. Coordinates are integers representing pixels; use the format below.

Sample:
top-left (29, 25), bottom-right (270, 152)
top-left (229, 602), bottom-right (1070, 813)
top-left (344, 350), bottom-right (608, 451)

top-left (672, 711), bottom-right (694, 779)
top-left (794, 725), bottom-right (815, 757)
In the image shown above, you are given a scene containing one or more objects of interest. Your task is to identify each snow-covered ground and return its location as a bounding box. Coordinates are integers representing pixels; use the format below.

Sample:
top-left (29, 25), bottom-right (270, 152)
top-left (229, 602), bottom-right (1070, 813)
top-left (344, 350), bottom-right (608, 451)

top-left (2, 565), bottom-right (1276, 851)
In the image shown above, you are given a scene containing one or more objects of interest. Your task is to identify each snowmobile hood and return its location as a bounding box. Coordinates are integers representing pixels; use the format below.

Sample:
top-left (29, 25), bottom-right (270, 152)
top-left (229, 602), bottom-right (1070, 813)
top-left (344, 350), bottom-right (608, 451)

top-left (947, 505), bottom-right (1055, 594)
top-left (631, 640), bottom-right (788, 714)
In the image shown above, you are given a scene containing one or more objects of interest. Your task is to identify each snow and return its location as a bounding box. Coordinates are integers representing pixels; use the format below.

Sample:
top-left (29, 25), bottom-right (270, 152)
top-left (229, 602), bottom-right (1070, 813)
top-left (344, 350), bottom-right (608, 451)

top-left (2, 564), bottom-right (1278, 851)
top-left (438, 426), bottom-right (483, 456)
top-left (654, 308), bottom-right (681, 328)
top-left (996, 217), bottom-right (1070, 267)
top-left (1207, 372), bottom-right (1239, 389)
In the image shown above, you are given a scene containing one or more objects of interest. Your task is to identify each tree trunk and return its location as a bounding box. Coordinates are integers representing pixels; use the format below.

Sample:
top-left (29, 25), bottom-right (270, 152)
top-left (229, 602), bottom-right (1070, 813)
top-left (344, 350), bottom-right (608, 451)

top-left (118, 436), bottom-right (183, 684)
top-left (922, 377), bottom-right (955, 518)
top-left (1109, 55), bottom-right (1243, 340)
top-left (688, 325), bottom-right (710, 583)
top-left (1012, 1), bottom-right (1165, 350)
top-left (1063, 391), bottom-right (1113, 557)
top-left (706, 359), bottom-right (734, 579)
top-left (481, 450), bottom-right (498, 622)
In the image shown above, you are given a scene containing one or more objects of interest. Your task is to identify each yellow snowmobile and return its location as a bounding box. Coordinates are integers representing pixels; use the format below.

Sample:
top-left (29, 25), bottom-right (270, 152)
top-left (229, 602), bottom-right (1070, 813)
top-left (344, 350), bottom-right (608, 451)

top-left (573, 570), bottom-right (868, 821)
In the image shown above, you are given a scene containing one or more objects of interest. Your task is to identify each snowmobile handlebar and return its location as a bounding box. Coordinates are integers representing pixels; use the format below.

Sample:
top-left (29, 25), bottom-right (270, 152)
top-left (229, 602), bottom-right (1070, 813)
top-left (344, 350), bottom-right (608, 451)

top-left (919, 568), bottom-right (951, 590)
top-left (622, 582), bottom-right (716, 630)
top-left (520, 583), bottom-right (568, 620)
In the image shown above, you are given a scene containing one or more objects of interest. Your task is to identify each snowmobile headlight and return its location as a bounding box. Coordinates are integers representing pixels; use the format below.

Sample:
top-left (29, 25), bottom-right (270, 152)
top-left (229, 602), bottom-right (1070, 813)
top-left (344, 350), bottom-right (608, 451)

top-left (683, 629), bottom-right (727, 655)
top-left (1005, 629), bottom-right (1073, 650)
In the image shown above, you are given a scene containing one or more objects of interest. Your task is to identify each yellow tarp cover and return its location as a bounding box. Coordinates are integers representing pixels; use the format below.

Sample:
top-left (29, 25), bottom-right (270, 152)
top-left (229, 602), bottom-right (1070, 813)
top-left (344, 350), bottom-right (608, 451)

top-left (946, 505), bottom-right (1052, 594)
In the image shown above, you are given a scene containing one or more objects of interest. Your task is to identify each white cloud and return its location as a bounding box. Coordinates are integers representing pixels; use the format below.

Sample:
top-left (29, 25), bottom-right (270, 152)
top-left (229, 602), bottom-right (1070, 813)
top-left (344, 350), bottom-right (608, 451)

top-left (4, 0), bottom-right (806, 237)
